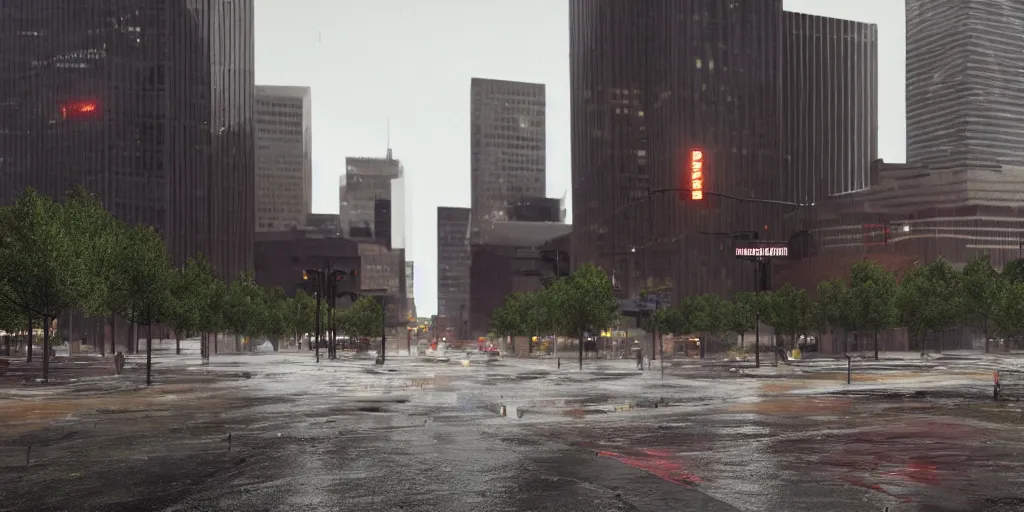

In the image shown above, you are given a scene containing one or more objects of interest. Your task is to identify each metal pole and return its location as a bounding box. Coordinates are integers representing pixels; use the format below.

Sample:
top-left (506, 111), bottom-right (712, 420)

top-left (754, 259), bottom-right (761, 368)
top-left (379, 296), bottom-right (386, 364)
top-left (314, 283), bottom-right (321, 364)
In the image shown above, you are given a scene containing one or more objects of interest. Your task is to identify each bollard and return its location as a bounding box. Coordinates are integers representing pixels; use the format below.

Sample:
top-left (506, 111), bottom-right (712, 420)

top-left (994, 371), bottom-right (1001, 401)
top-left (499, 405), bottom-right (507, 417)
top-left (557, 357), bottom-right (560, 369)
top-left (227, 433), bottom-right (232, 452)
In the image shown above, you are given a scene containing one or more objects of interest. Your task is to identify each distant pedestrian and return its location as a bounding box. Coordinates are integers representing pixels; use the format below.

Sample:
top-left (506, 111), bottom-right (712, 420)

top-left (635, 347), bottom-right (644, 371)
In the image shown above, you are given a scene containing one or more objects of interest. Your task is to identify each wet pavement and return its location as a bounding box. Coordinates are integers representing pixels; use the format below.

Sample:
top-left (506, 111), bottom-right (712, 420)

top-left (1, 351), bottom-right (1024, 511)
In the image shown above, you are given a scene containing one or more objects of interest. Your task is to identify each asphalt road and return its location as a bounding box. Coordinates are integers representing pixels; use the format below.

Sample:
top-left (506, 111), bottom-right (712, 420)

top-left (2, 351), bottom-right (1024, 511)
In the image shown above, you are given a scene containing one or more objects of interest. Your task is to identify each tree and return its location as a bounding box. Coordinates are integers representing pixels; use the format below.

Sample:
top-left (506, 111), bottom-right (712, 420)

top-left (491, 291), bottom-right (538, 337)
top-left (166, 256), bottom-right (215, 355)
top-left (816, 279), bottom-right (854, 353)
top-left (199, 278), bottom-right (228, 356)
top-left (0, 189), bottom-right (93, 380)
top-left (992, 282), bottom-right (1024, 341)
top-left (63, 186), bottom-right (120, 356)
top-left (287, 290), bottom-right (317, 347)
top-left (260, 287), bottom-right (290, 350)
top-left (1002, 258), bottom-right (1024, 284)
top-left (0, 298), bottom-right (24, 356)
top-left (726, 292), bottom-right (758, 348)
top-left (106, 225), bottom-right (175, 385)
top-left (896, 260), bottom-right (960, 353)
top-left (764, 283), bottom-right (814, 351)
top-left (849, 260), bottom-right (898, 360)
top-left (686, 294), bottom-right (730, 352)
top-left (548, 264), bottom-right (617, 370)
top-left (339, 296), bottom-right (384, 340)
top-left (960, 255), bottom-right (1002, 352)
top-left (223, 273), bottom-right (263, 352)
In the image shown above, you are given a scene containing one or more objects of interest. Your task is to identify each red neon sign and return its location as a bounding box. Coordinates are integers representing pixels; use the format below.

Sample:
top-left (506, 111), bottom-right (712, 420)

top-left (60, 101), bottom-right (100, 120)
top-left (689, 149), bottom-right (704, 200)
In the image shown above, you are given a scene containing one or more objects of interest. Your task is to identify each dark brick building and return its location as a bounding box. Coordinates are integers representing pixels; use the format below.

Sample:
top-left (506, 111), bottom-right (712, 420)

top-left (569, 0), bottom-right (878, 301)
top-left (0, 1), bottom-right (256, 278)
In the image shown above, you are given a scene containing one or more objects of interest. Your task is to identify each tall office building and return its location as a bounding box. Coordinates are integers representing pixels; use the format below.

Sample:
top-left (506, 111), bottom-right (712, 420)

top-left (255, 85), bottom-right (312, 232)
top-left (570, 0), bottom-right (785, 298)
top-left (0, 1), bottom-right (255, 278)
top-left (470, 78), bottom-right (546, 231)
top-left (341, 150), bottom-right (402, 239)
top-left (436, 207), bottom-right (471, 327)
top-left (906, 0), bottom-right (1024, 170)
top-left (780, 13), bottom-right (878, 203)
top-left (569, 0), bottom-right (878, 299)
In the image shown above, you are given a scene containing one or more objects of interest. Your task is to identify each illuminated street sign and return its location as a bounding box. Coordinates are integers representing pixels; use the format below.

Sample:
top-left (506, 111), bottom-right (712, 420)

top-left (734, 242), bottom-right (789, 258)
top-left (690, 149), bottom-right (703, 200)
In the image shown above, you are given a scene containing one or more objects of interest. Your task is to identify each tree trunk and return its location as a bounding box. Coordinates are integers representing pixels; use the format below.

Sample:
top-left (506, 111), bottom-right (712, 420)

top-left (577, 332), bottom-right (584, 370)
top-left (110, 315), bottom-right (116, 355)
top-left (214, 332), bottom-right (218, 354)
top-left (26, 316), bottom-right (33, 362)
top-left (42, 315), bottom-right (51, 383)
top-left (146, 324), bottom-right (153, 386)
top-left (235, 333), bottom-right (241, 352)
top-left (983, 317), bottom-right (990, 353)
top-left (739, 333), bottom-right (745, 349)
top-left (175, 335), bottom-right (181, 355)
top-left (873, 330), bottom-right (879, 360)
top-left (3, 334), bottom-right (10, 356)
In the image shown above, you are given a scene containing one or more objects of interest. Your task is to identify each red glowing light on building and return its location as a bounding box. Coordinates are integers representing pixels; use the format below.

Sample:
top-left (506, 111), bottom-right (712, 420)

top-left (60, 100), bottom-right (100, 120)
top-left (689, 149), bottom-right (704, 200)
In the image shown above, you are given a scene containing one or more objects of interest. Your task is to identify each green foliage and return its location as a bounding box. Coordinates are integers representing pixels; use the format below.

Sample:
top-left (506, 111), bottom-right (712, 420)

top-left (548, 263), bottom-right (617, 337)
top-left (166, 256), bottom-right (216, 339)
top-left (0, 189), bottom-right (93, 318)
top-left (653, 306), bottom-right (689, 335)
top-left (816, 279), bottom-right (853, 332)
top-left (62, 186), bottom-right (120, 317)
top-left (287, 289), bottom-right (317, 337)
top-left (339, 296), bottom-right (383, 339)
top-left (684, 294), bottom-right (729, 340)
top-left (849, 260), bottom-right (898, 333)
top-left (491, 291), bottom-right (538, 337)
top-left (762, 283), bottom-right (814, 344)
top-left (223, 273), bottom-right (264, 337)
top-left (895, 260), bottom-right (960, 338)
top-left (725, 292), bottom-right (758, 337)
top-left (260, 287), bottom-right (291, 341)
top-left (1002, 259), bottom-right (1024, 284)
top-left (992, 282), bottom-right (1024, 338)
top-left (959, 255), bottom-right (1002, 336)
top-left (106, 225), bottom-right (175, 325)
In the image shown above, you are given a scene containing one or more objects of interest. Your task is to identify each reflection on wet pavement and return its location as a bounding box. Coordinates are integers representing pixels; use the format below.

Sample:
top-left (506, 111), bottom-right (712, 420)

top-left (2, 353), bottom-right (1024, 511)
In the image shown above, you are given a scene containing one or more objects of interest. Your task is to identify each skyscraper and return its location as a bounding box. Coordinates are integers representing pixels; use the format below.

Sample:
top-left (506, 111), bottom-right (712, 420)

top-left (569, 0), bottom-right (879, 299)
top-left (0, 1), bottom-right (255, 278)
top-left (436, 206), bottom-right (470, 326)
top-left (470, 78), bottom-right (546, 231)
top-left (780, 12), bottom-right (878, 203)
top-left (255, 85), bottom-right (312, 232)
top-left (570, 0), bottom-right (785, 298)
top-left (906, 0), bottom-right (1024, 170)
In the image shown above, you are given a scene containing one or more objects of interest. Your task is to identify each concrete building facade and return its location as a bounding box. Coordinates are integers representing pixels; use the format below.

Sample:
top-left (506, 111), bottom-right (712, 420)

top-left (436, 207), bottom-right (471, 334)
top-left (0, 0), bottom-right (256, 278)
top-left (906, 0), bottom-right (1024, 171)
top-left (341, 150), bottom-right (401, 239)
top-left (255, 85), bottom-right (311, 232)
top-left (470, 78), bottom-right (546, 232)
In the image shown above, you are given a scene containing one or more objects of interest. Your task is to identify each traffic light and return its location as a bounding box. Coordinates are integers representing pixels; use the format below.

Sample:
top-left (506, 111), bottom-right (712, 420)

top-left (689, 149), bottom-right (704, 200)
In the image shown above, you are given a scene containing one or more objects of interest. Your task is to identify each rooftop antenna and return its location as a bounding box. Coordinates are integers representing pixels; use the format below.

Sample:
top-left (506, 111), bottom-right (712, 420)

top-left (385, 117), bottom-right (393, 161)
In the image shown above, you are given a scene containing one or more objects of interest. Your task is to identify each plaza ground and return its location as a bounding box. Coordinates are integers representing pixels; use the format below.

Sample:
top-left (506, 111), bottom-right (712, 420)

top-left (2, 347), bottom-right (1024, 511)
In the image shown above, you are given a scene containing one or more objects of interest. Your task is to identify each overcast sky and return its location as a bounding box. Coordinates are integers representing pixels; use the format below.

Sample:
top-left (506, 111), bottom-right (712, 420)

top-left (254, 0), bottom-right (906, 316)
